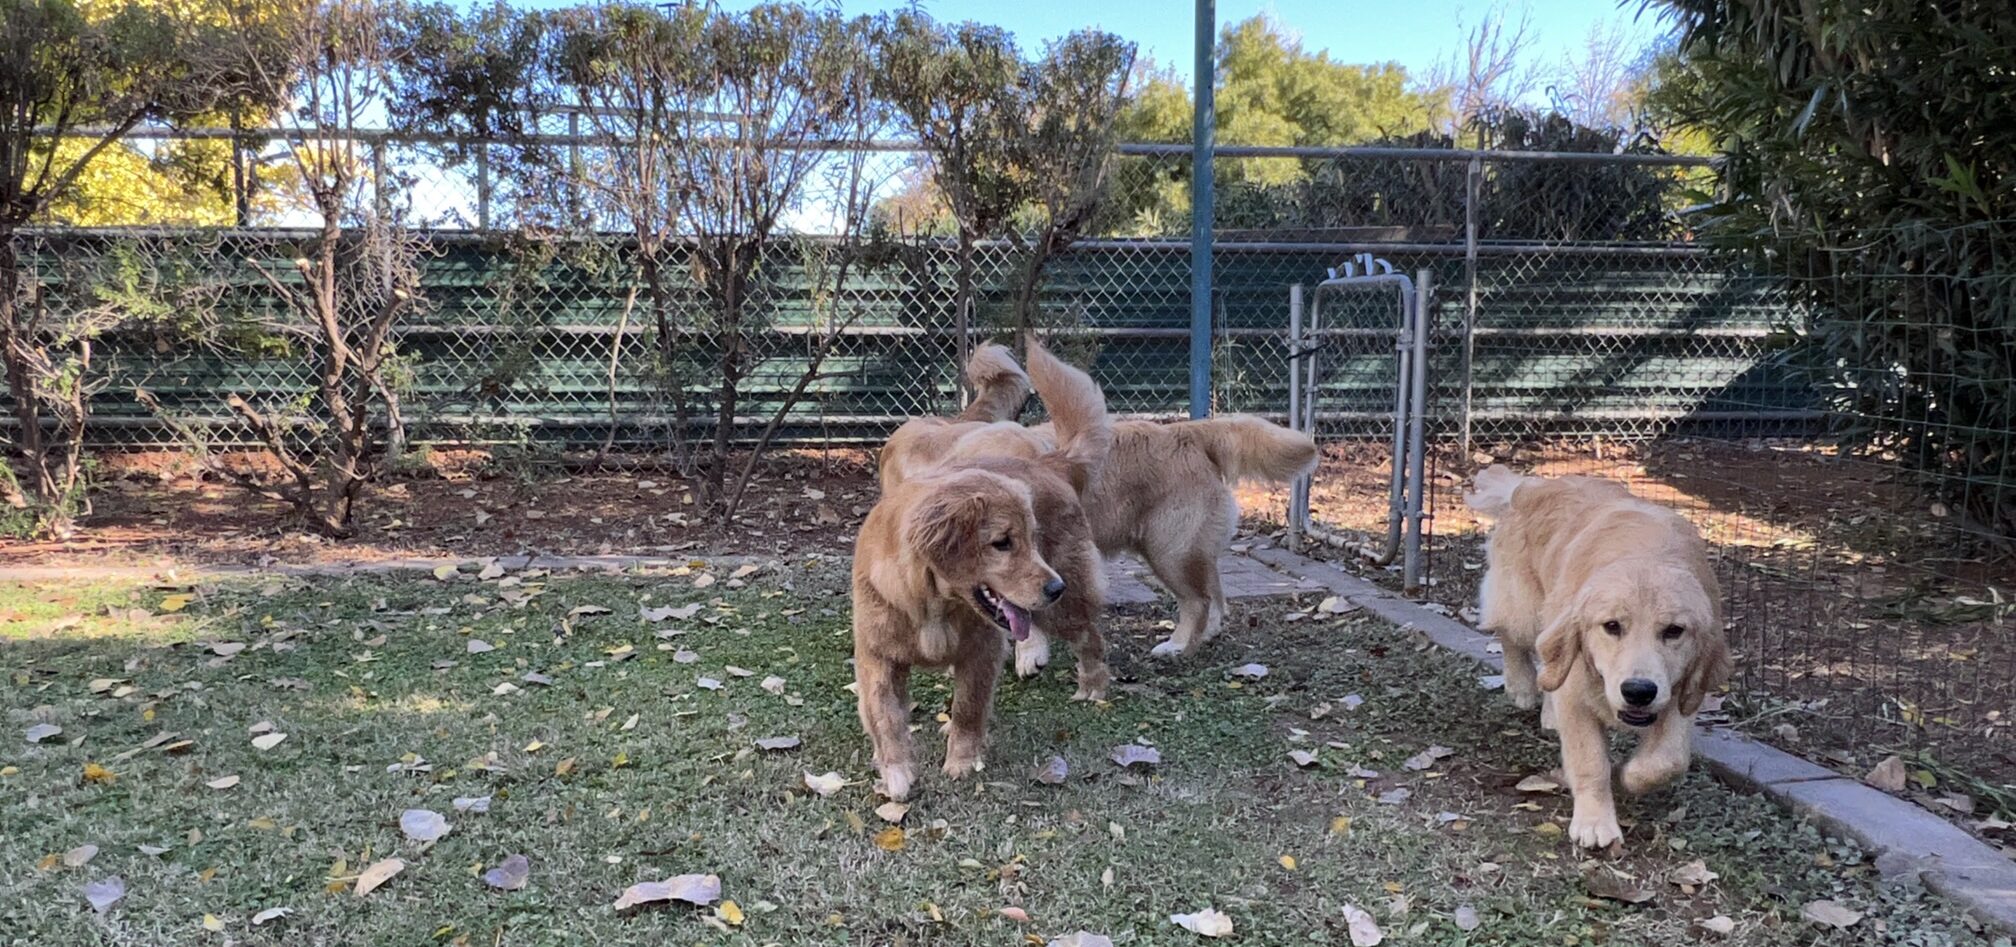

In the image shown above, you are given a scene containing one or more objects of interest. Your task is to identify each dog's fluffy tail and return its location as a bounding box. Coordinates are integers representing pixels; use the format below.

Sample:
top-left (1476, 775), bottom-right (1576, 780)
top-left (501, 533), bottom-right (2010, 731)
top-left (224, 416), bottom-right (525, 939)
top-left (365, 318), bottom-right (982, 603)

top-left (1464, 464), bottom-right (1528, 519)
top-left (1187, 415), bottom-right (1319, 484)
top-left (955, 343), bottom-right (1030, 423)
top-left (1025, 336), bottom-right (1111, 492)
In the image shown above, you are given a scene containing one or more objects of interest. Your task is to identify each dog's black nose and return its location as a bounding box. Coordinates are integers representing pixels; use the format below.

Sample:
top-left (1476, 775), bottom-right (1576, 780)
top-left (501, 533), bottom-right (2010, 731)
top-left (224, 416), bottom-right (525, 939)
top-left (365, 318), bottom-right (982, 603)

top-left (1620, 678), bottom-right (1659, 707)
top-left (1042, 577), bottom-right (1067, 603)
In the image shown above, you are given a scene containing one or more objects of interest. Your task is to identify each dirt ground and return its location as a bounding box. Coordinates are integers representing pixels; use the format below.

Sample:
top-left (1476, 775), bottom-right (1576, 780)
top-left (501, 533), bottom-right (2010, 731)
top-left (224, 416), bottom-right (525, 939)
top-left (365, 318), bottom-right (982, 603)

top-left (2, 448), bottom-right (882, 570)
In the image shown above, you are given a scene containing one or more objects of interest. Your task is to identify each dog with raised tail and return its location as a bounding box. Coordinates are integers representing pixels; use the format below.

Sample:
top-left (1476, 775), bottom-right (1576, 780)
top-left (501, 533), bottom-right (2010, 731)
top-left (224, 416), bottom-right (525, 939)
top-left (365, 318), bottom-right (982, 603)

top-left (1467, 465), bottom-right (1730, 849)
top-left (880, 344), bottom-right (1316, 666)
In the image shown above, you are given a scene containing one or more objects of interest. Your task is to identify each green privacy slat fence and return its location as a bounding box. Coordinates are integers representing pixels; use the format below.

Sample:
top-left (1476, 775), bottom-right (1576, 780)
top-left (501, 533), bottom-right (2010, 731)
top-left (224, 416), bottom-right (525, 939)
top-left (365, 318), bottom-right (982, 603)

top-left (9, 228), bottom-right (1803, 449)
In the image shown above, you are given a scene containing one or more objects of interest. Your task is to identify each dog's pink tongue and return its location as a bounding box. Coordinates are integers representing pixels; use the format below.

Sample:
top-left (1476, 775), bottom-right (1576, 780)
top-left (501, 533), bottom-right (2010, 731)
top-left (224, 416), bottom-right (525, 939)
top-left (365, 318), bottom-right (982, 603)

top-left (1003, 602), bottom-right (1032, 641)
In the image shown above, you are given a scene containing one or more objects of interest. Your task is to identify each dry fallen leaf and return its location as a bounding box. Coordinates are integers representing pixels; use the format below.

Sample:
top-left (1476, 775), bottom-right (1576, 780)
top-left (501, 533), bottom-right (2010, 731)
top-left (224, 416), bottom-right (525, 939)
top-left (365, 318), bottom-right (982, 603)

top-left (251, 733), bottom-right (287, 752)
top-left (1669, 860), bottom-right (1719, 887)
top-left (872, 826), bottom-right (906, 851)
top-left (1049, 933), bottom-right (1115, 947)
top-left (1229, 663), bottom-right (1269, 680)
top-left (466, 639), bottom-right (496, 654)
top-left (1515, 774), bottom-right (1560, 793)
top-left (875, 801), bottom-right (910, 823)
top-left (160, 594), bottom-right (194, 613)
top-left (804, 771), bottom-right (846, 797)
top-left (1584, 870), bottom-right (1654, 904)
top-left (62, 844), bottom-right (99, 868)
top-left (453, 796), bottom-right (491, 814)
top-left (201, 914), bottom-right (225, 932)
top-left (1288, 749), bottom-right (1319, 768)
top-left (760, 675), bottom-right (787, 695)
top-left (641, 603), bottom-right (703, 622)
top-left (483, 854), bottom-right (530, 891)
top-left (354, 858), bottom-right (405, 897)
top-left (399, 809), bottom-right (451, 843)
top-left (696, 677), bottom-right (723, 691)
top-left (1033, 756), bottom-right (1069, 785)
top-left (1110, 744), bottom-right (1161, 768)
top-left (754, 736), bottom-right (801, 752)
top-left (1453, 904), bottom-right (1482, 932)
top-left (1865, 755), bottom-right (1908, 793)
top-left (1700, 915), bottom-right (1736, 935)
top-left (83, 876), bottom-right (125, 913)
top-left (1170, 907), bottom-right (1234, 937)
top-left (1341, 904), bottom-right (1384, 946)
top-left (82, 762), bottom-right (116, 784)
top-left (1402, 745), bottom-right (1454, 771)
top-left (613, 873), bottom-right (720, 911)
top-left (1801, 900), bottom-right (1862, 929)
top-left (24, 723), bottom-right (62, 744)
top-left (205, 775), bottom-right (240, 791)
top-left (999, 906), bottom-right (1031, 923)
top-left (730, 563), bottom-right (761, 580)
top-left (251, 907), bottom-right (290, 926)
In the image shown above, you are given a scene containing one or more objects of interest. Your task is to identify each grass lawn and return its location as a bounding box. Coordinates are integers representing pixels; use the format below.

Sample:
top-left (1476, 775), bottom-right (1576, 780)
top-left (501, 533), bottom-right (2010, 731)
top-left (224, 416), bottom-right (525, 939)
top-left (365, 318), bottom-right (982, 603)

top-left (1, 560), bottom-right (2003, 946)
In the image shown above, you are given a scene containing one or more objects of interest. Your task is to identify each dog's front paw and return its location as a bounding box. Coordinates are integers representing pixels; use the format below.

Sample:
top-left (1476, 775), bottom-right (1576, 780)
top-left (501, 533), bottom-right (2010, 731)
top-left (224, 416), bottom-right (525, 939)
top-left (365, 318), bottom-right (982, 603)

top-left (875, 763), bottom-right (915, 802)
top-left (942, 755), bottom-right (982, 781)
top-left (1569, 808), bottom-right (1623, 849)
top-left (1621, 756), bottom-right (1686, 796)
top-left (1014, 634), bottom-right (1051, 678)
top-left (1149, 638), bottom-right (1187, 659)
top-left (1506, 679), bottom-right (1540, 711)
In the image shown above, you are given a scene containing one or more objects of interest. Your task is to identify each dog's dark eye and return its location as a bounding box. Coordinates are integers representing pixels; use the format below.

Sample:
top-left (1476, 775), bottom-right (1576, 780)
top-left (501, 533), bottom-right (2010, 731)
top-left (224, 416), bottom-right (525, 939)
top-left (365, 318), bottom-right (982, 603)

top-left (1661, 624), bottom-right (1686, 641)
top-left (1602, 620), bottom-right (1623, 636)
top-left (990, 536), bottom-right (1013, 551)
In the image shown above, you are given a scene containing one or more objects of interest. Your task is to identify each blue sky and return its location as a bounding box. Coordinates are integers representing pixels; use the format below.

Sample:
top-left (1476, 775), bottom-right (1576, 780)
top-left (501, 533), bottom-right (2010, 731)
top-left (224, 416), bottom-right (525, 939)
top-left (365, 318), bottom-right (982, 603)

top-left (521, 0), bottom-right (1678, 88)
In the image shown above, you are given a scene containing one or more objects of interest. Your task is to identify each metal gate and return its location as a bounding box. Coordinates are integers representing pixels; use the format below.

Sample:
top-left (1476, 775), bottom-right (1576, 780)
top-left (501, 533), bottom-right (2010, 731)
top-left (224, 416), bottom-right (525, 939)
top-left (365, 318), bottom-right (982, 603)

top-left (1285, 254), bottom-right (1434, 591)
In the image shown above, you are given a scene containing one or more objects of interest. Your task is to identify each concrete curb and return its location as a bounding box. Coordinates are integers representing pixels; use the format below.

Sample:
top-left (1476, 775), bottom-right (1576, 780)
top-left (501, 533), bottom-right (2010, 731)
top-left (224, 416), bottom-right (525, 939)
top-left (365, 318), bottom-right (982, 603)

top-left (1243, 542), bottom-right (2016, 934)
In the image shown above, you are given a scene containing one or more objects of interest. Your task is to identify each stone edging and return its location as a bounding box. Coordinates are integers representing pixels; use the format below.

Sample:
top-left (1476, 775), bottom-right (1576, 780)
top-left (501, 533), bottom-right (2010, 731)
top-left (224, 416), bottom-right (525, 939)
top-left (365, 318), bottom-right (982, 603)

top-left (1242, 542), bottom-right (2016, 934)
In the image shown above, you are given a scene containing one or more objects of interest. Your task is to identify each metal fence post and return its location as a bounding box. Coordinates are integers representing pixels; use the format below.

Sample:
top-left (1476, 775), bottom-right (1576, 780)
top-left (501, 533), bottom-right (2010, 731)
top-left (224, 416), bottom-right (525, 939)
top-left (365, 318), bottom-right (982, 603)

top-left (1287, 282), bottom-right (1304, 550)
top-left (1460, 154), bottom-right (1481, 463)
top-left (1187, 0), bottom-right (1215, 420)
top-left (1403, 268), bottom-right (1433, 594)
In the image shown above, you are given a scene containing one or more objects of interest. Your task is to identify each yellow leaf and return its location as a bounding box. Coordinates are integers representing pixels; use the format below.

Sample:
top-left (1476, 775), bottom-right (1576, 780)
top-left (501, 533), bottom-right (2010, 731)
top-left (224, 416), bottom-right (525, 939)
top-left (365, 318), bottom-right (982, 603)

top-left (555, 758), bottom-right (576, 777)
top-left (142, 706), bottom-right (155, 722)
top-left (202, 914), bottom-right (224, 932)
top-left (717, 900), bottom-right (745, 926)
top-left (1382, 881), bottom-right (1404, 894)
top-left (433, 564), bottom-right (459, 582)
top-left (198, 867), bottom-right (218, 883)
top-left (523, 740), bottom-right (544, 753)
top-left (82, 762), bottom-right (115, 784)
top-left (160, 594), bottom-right (194, 613)
top-left (1278, 855), bottom-right (1298, 871)
top-left (1, 766), bottom-right (18, 777)
top-left (873, 827), bottom-right (906, 852)
top-left (611, 751), bottom-right (629, 769)
top-left (1329, 816), bottom-right (1352, 836)
top-left (36, 853), bottom-right (58, 871)
top-left (247, 817), bottom-right (277, 831)
top-left (1534, 822), bottom-right (1563, 838)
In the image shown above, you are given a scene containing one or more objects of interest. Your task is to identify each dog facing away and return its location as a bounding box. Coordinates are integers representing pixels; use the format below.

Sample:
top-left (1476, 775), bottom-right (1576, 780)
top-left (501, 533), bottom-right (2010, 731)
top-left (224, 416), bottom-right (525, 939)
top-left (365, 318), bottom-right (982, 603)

top-left (880, 344), bottom-right (1317, 664)
top-left (852, 339), bottom-right (1113, 801)
top-left (1466, 465), bottom-right (1730, 849)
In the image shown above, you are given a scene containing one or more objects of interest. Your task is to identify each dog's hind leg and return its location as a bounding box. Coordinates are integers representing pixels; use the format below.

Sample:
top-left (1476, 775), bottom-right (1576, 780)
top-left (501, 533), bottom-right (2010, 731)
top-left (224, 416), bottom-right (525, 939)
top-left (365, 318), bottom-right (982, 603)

top-left (943, 646), bottom-right (1000, 782)
top-left (1501, 639), bottom-right (1541, 711)
top-left (1146, 546), bottom-right (1225, 658)
top-left (856, 654), bottom-right (917, 800)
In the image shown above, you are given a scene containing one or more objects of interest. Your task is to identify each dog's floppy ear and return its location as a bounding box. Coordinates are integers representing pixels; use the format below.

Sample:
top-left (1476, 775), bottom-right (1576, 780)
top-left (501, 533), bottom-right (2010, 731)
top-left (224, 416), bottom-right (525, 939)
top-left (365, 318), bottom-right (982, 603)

top-left (1675, 624), bottom-right (1732, 716)
top-left (902, 478), bottom-right (989, 568)
top-left (1535, 608), bottom-right (1584, 693)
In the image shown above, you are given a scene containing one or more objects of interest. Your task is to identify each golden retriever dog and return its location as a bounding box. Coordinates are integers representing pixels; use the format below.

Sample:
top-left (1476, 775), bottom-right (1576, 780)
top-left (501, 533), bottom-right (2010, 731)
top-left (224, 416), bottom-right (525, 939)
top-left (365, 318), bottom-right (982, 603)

top-left (852, 339), bottom-right (1112, 801)
top-left (881, 345), bottom-right (1316, 665)
top-left (1466, 465), bottom-right (1731, 849)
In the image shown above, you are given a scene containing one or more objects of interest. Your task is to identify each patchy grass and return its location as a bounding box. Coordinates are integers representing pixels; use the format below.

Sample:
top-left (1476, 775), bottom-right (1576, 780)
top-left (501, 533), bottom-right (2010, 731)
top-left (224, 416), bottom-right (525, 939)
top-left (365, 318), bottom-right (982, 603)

top-left (0, 564), bottom-right (2005, 946)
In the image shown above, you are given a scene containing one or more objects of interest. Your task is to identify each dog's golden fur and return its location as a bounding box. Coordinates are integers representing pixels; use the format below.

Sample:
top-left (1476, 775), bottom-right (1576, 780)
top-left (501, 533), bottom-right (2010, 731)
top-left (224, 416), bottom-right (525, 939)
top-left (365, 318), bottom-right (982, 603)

top-left (852, 340), bottom-right (1111, 801)
top-left (880, 345), bottom-right (1316, 663)
top-left (1467, 465), bottom-right (1731, 849)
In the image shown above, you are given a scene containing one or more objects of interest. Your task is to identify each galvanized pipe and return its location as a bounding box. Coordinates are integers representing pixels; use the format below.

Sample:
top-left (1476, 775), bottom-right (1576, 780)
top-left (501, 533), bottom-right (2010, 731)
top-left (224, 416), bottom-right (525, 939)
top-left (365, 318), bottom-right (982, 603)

top-left (1286, 283), bottom-right (1305, 551)
top-left (1402, 269), bottom-right (1434, 593)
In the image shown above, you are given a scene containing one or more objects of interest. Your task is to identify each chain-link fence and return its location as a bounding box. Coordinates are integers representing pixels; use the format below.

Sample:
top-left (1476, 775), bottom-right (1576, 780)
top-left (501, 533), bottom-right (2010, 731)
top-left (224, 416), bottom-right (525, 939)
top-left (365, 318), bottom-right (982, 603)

top-left (10, 128), bottom-right (2014, 806)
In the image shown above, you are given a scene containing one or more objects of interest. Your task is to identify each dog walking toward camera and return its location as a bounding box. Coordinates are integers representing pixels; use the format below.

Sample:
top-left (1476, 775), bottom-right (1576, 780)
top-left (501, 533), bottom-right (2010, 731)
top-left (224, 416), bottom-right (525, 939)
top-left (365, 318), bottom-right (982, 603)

top-left (1465, 465), bottom-right (1731, 849)
top-left (851, 338), bottom-right (1113, 801)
